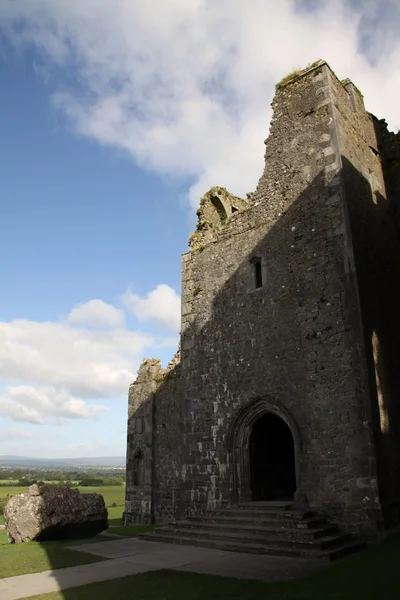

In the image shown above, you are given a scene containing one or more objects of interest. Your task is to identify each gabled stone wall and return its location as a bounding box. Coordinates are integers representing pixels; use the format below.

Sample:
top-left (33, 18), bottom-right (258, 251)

top-left (125, 60), bottom-right (400, 536)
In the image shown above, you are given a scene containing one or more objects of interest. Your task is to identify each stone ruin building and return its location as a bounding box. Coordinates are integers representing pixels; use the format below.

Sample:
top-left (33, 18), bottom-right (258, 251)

top-left (124, 60), bottom-right (400, 556)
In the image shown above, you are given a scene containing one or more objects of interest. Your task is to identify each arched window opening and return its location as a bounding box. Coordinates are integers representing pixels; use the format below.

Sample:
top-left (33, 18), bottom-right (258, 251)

top-left (210, 195), bottom-right (228, 223)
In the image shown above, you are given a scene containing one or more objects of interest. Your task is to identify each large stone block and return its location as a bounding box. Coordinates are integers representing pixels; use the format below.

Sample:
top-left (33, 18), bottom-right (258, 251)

top-left (4, 484), bottom-right (108, 543)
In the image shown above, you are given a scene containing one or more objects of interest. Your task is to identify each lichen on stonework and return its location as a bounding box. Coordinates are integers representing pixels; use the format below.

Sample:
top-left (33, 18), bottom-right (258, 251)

top-left (189, 186), bottom-right (247, 250)
top-left (141, 358), bottom-right (161, 367)
top-left (134, 357), bottom-right (162, 382)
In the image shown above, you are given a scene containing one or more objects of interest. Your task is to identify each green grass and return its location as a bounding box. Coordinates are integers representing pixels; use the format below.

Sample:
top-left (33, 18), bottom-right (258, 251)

top-left (0, 528), bottom-right (108, 579)
top-left (108, 524), bottom-right (154, 537)
top-left (0, 523), bottom-right (154, 579)
top-left (0, 521), bottom-right (155, 579)
top-left (80, 484), bottom-right (125, 506)
top-left (276, 60), bottom-right (322, 88)
top-left (108, 516), bottom-right (123, 526)
top-left (26, 533), bottom-right (400, 600)
top-left (106, 504), bottom-right (124, 522)
top-left (0, 483), bottom-right (130, 577)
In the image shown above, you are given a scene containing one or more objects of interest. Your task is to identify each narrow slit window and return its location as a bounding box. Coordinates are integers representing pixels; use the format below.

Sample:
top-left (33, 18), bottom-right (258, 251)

top-left (250, 256), bottom-right (263, 289)
top-left (255, 261), bottom-right (263, 288)
top-left (133, 450), bottom-right (142, 486)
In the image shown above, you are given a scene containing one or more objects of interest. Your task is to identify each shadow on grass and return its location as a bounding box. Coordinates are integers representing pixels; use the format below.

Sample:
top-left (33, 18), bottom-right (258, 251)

top-left (0, 528), bottom-right (107, 579)
top-left (0, 518), bottom-right (157, 580)
top-left (22, 533), bottom-right (400, 600)
top-left (106, 524), bottom-right (155, 536)
top-left (107, 517), bottom-right (123, 527)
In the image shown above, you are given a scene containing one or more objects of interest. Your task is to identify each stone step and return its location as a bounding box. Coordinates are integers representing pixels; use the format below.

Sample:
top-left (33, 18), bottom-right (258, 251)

top-left (152, 526), bottom-right (352, 550)
top-left (147, 504), bottom-right (366, 561)
top-left (211, 508), bottom-right (318, 520)
top-left (237, 502), bottom-right (293, 511)
top-left (180, 520), bottom-right (339, 540)
top-left (139, 530), bottom-right (366, 561)
top-left (187, 514), bottom-right (329, 529)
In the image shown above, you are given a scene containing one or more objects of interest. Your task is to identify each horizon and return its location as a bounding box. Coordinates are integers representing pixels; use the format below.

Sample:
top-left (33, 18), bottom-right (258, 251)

top-left (0, 454), bottom-right (125, 459)
top-left (0, 454), bottom-right (126, 466)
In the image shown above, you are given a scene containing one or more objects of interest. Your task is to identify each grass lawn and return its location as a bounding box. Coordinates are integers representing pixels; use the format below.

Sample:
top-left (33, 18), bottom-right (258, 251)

top-left (107, 524), bottom-right (155, 536)
top-left (0, 481), bottom-right (135, 577)
top-left (27, 533), bottom-right (400, 600)
top-left (0, 521), bottom-right (154, 579)
top-left (0, 528), bottom-right (109, 579)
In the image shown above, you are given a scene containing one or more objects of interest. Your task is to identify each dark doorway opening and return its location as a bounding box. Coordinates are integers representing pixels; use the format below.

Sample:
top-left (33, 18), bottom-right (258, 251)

top-left (250, 413), bottom-right (296, 501)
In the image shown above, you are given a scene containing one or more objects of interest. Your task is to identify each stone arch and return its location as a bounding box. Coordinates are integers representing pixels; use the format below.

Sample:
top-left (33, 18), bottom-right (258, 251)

top-left (228, 398), bottom-right (301, 503)
top-left (210, 195), bottom-right (229, 223)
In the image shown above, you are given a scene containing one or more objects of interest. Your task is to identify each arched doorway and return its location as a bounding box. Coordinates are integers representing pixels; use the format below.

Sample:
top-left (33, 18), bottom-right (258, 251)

top-left (228, 398), bottom-right (300, 504)
top-left (250, 413), bottom-right (296, 501)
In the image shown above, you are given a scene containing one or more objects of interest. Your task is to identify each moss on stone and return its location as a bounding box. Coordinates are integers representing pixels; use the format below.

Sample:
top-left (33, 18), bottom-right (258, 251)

top-left (189, 187), bottom-right (247, 251)
top-left (276, 60), bottom-right (323, 89)
top-left (196, 220), bottom-right (210, 232)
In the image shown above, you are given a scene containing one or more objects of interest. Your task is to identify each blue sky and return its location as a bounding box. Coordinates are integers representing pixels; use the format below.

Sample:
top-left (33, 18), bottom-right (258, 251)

top-left (0, 38), bottom-right (188, 458)
top-left (0, 0), bottom-right (399, 459)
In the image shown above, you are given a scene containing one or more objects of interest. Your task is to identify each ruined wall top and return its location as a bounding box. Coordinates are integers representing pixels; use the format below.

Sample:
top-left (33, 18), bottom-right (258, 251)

top-left (189, 186), bottom-right (248, 250)
top-left (132, 58), bottom-right (399, 393)
top-left (187, 59), bottom-right (388, 252)
top-left (129, 345), bottom-right (181, 398)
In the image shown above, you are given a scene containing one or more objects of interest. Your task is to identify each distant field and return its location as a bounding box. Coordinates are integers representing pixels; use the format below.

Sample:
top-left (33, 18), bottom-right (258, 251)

top-left (0, 480), bottom-right (26, 501)
top-left (80, 485), bottom-right (125, 523)
top-left (0, 482), bottom-right (125, 526)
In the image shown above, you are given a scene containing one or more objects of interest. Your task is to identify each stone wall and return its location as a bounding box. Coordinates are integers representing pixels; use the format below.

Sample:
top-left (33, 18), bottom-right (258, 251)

top-left (179, 62), bottom-right (382, 534)
top-left (327, 73), bottom-right (400, 519)
top-left (125, 359), bottom-right (157, 524)
top-left (153, 350), bottom-right (183, 522)
top-left (125, 60), bottom-right (400, 536)
top-left (376, 119), bottom-right (400, 233)
top-left (125, 352), bottom-right (183, 524)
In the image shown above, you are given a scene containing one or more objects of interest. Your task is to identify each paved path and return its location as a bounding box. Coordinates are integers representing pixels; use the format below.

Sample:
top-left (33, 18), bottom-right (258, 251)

top-left (0, 537), bottom-right (324, 600)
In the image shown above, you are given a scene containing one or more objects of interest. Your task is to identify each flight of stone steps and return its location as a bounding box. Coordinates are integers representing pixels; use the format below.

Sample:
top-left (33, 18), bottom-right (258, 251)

top-left (139, 501), bottom-right (366, 560)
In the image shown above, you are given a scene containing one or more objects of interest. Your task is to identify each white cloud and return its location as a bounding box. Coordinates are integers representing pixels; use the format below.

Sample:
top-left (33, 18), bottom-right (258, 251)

top-left (122, 284), bottom-right (181, 331)
top-left (0, 319), bottom-right (152, 399)
top-left (0, 385), bottom-right (108, 425)
top-left (0, 286), bottom-right (180, 425)
top-left (0, 427), bottom-right (33, 441)
top-left (1, 0), bottom-right (399, 208)
top-left (67, 299), bottom-right (125, 328)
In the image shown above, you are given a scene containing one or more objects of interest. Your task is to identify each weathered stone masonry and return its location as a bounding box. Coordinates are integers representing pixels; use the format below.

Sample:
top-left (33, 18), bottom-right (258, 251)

top-left (125, 60), bottom-right (400, 536)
